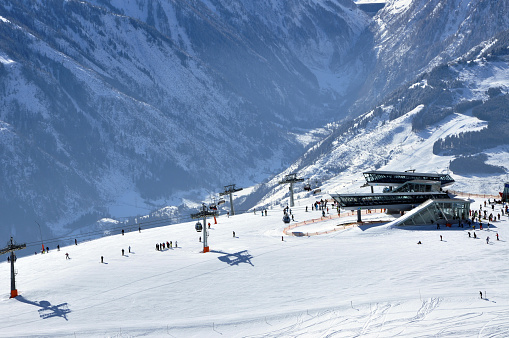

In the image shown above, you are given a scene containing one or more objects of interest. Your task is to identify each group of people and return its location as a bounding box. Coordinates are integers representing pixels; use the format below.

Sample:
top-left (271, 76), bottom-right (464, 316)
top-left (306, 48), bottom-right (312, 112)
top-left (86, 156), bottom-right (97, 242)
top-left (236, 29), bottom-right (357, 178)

top-left (155, 241), bottom-right (177, 251)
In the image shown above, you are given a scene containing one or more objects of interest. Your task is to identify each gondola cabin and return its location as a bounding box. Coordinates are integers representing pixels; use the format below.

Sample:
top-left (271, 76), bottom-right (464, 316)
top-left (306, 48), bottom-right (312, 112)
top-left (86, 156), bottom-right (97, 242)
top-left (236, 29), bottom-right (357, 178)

top-left (218, 199), bottom-right (226, 205)
top-left (304, 183), bottom-right (311, 191)
top-left (195, 222), bottom-right (203, 232)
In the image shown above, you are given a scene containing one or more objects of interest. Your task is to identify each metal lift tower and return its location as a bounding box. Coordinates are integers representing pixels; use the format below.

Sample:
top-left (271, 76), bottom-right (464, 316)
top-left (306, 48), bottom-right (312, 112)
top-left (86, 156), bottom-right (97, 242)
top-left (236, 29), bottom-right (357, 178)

top-left (191, 204), bottom-right (218, 253)
top-left (219, 184), bottom-right (243, 216)
top-left (0, 237), bottom-right (26, 298)
top-left (279, 173), bottom-right (304, 208)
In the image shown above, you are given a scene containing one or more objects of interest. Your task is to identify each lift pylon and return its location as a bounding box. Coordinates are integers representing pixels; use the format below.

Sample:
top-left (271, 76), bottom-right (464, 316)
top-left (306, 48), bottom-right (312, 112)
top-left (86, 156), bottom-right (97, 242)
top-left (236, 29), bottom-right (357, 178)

top-left (191, 204), bottom-right (219, 253)
top-left (0, 237), bottom-right (26, 298)
top-left (219, 184), bottom-right (243, 216)
top-left (278, 173), bottom-right (304, 207)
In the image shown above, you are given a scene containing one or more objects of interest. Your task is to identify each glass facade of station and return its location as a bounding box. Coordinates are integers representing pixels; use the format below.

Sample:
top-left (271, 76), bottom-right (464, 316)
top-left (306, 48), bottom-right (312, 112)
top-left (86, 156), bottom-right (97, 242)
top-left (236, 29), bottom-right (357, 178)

top-left (332, 192), bottom-right (450, 209)
top-left (396, 199), bottom-right (471, 226)
top-left (363, 171), bottom-right (455, 187)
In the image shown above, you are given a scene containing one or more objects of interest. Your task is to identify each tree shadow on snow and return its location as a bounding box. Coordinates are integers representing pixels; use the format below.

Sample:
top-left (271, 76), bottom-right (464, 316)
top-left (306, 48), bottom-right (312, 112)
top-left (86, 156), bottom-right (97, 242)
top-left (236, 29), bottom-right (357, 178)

top-left (211, 250), bottom-right (254, 266)
top-left (16, 296), bottom-right (71, 320)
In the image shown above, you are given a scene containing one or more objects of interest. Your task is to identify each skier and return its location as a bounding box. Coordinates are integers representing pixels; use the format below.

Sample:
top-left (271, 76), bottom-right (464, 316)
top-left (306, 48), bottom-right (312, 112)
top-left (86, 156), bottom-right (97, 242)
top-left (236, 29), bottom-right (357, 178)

top-left (417, 241), bottom-right (422, 244)
top-left (440, 235), bottom-right (442, 241)
top-left (480, 291), bottom-right (483, 299)
top-left (486, 236), bottom-right (490, 244)
top-left (233, 231), bottom-right (236, 238)
top-left (156, 243), bottom-right (159, 251)
top-left (306, 206), bottom-right (308, 212)
top-left (122, 249), bottom-right (124, 256)
top-left (175, 241), bottom-right (178, 248)
top-left (227, 212), bottom-right (230, 218)
top-left (75, 239), bottom-right (77, 245)
top-left (129, 246), bottom-right (131, 253)
top-left (101, 256), bottom-right (104, 263)
top-left (170, 241), bottom-right (172, 248)
top-left (65, 253), bottom-right (70, 259)
top-left (474, 232), bottom-right (477, 239)
top-left (468, 232), bottom-right (471, 238)
top-left (496, 233), bottom-right (499, 241)
top-left (122, 229), bottom-right (124, 236)
top-left (199, 236), bottom-right (201, 242)
top-left (265, 210), bottom-right (267, 216)
top-left (282, 236), bottom-right (284, 241)
top-left (57, 245), bottom-right (60, 251)
top-left (139, 226), bottom-right (141, 233)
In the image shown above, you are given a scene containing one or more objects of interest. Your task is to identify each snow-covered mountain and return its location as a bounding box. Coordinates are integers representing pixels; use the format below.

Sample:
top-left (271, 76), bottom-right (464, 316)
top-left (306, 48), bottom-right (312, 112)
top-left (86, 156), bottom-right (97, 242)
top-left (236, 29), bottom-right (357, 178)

top-left (1, 0), bottom-right (509, 243)
top-left (0, 0), bottom-right (369, 241)
top-left (247, 33), bottom-right (509, 209)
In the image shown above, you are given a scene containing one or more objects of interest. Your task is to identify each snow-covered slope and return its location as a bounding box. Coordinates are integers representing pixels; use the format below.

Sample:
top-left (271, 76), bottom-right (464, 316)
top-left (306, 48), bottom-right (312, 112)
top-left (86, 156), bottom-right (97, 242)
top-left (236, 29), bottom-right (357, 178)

top-left (0, 194), bottom-right (508, 336)
top-left (246, 41), bottom-right (509, 209)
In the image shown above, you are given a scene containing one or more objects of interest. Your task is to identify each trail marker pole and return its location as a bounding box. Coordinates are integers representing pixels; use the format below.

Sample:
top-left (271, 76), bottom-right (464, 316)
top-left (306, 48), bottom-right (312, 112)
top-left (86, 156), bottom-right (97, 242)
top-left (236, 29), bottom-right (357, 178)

top-left (0, 237), bottom-right (26, 298)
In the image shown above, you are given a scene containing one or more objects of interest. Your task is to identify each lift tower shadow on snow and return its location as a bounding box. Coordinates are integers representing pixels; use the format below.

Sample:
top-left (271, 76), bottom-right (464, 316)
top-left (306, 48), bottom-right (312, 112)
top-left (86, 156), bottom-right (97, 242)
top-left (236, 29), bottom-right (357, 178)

top-left (279, 173), bottom-right (304, 208)
top-left (0, 237), bottom-right (26, 298)
top-left (191, 204), bottom-right (218, 253)
top-left (219, 184), bottom-right (243, 216)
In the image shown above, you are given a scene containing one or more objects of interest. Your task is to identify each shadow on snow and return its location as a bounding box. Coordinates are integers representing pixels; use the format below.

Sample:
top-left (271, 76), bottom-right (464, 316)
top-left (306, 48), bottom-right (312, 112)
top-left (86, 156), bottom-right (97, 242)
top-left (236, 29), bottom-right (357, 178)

top-left (16, 296), bottom-right (71, 320)
top-left (211, 250), bottom-right (254, 266)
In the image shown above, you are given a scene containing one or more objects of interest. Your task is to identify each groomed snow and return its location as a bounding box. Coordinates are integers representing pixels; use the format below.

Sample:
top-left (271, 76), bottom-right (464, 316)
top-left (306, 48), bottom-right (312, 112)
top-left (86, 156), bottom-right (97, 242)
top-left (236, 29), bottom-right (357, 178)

top-left (1, 195), bottom-right (508, 337)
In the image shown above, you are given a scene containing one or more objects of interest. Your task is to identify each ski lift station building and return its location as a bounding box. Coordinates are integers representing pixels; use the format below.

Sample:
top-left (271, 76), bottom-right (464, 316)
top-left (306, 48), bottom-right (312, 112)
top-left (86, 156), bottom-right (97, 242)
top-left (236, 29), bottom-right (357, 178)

top-left (331, 170), bottom-right (470, 225)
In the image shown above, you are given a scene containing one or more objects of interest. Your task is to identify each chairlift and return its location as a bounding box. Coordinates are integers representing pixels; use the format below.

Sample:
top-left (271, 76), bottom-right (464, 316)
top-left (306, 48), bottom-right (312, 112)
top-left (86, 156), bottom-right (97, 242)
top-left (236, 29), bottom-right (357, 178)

top-left (303, 183), bottom-right (311, 191)
top-left (218, 199), bottom-right (226, 205)
top-left (283, 214), bottom-right (291, 224)
top-left (313, 188), bottom-right (321, 194)
top-left (195, 222), bottom-right (203, 232)
top-left (209, 203), bottom-right (217, 210)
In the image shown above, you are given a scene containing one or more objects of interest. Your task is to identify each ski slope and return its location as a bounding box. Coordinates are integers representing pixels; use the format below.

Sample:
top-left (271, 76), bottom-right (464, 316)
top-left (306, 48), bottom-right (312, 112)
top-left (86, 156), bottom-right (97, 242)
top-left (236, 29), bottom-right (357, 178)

top-left (1, 195), bottom-right (508, 337)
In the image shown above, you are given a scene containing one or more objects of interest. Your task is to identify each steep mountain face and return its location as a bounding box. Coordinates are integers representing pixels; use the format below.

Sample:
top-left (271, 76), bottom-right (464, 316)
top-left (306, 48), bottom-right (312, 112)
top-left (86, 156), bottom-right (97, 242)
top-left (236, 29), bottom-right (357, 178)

top-left (246, 32), bottom-right (509, 210)
top-left (0, 0), bottom-right (369, 241)
top-left (351, 0), bottom-right (509, 113)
